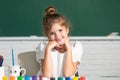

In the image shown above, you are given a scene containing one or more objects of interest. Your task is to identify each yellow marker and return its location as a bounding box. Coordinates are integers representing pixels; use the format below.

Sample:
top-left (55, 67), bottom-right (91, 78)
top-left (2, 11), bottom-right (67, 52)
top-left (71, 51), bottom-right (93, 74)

top-left (72, 76), bottom-right (78, 80)
top-left (2, 76), bottom-right (8, 80)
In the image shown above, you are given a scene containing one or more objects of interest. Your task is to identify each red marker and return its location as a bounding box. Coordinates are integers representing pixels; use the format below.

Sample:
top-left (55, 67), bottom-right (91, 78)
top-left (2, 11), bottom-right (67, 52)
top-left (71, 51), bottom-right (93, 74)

top-left (39, 75), bottom-right (43, 80)
top-left (80, 76), bottom-right (86, 80)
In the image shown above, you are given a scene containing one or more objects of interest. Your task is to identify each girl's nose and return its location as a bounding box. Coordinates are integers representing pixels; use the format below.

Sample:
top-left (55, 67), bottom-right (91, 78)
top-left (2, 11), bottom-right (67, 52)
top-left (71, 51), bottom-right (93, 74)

top-left (55, 33), bottom-right (60, 39)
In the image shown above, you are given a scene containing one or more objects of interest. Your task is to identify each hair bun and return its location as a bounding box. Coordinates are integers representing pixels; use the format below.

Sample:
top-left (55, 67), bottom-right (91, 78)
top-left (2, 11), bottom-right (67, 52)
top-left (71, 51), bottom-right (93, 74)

top-left (45, 6), bottom-right (56, 15)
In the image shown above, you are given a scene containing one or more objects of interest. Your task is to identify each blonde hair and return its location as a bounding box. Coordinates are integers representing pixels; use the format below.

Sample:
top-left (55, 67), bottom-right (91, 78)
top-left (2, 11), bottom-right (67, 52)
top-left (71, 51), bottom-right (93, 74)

top-left (43, 6), bottom-right (70, 36)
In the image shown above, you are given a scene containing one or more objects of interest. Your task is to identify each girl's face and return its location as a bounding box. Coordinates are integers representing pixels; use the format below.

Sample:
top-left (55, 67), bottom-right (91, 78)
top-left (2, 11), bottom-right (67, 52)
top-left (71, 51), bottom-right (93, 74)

top-left (47, 23), bottom-right (69, 46)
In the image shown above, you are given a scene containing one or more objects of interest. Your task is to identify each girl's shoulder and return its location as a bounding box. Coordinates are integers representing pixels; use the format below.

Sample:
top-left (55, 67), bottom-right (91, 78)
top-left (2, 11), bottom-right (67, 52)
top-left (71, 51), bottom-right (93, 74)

top-left (71, 41), bottom-right (82, 47)
top-left (38, 41), bottom-right (48, 46)
top-left (36, 41), bottom-right (48, 51)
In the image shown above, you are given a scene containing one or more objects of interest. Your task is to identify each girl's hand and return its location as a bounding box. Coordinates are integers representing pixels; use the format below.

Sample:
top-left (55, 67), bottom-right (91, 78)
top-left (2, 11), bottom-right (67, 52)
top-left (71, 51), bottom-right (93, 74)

top-left (64, 37), bottom-right (72, 52)
top-left (46, 40), bottom-right (58, 51)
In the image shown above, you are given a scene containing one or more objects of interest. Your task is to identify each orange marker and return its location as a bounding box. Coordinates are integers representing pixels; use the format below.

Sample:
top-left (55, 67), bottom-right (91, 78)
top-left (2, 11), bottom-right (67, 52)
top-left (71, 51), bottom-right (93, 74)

top-left (10, 76), bottom-right (15, 80)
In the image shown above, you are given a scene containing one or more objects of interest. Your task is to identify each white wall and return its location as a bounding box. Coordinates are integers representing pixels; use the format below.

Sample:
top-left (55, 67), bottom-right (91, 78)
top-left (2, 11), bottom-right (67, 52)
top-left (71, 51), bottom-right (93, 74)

top-left (0, 37), bottom-right (120, 77)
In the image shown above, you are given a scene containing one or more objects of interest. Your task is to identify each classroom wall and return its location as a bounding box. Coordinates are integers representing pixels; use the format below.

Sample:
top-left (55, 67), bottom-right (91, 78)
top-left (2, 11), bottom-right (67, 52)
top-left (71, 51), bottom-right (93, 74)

top-left (0, 0), bottom-right (120, 36)
top-left (0, 37), bottom-right (120, 77)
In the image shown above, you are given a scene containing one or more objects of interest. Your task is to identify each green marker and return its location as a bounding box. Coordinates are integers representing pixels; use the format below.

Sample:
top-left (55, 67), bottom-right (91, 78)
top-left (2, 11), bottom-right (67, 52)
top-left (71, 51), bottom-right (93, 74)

top-left (18, 76), bottom-right (22, 80)
top-left (58, 77), bottom-right (63, 80)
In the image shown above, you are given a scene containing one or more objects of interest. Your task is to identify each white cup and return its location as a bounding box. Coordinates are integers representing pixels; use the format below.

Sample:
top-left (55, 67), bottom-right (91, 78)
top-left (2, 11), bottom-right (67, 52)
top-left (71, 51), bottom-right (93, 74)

top-left (0, 67), bottom-right (4, 80)
top-left (8, 65), bottom-right (26, 77)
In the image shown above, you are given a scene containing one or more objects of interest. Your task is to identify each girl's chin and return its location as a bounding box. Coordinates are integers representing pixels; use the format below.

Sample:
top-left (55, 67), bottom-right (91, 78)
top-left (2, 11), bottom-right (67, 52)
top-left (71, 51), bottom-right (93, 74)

top-left (57, 42), bottom-right (64, 45)
top-left (57, 43), bottom-right (65, 48)
top-left (57, 45), bottom-right (63, 48)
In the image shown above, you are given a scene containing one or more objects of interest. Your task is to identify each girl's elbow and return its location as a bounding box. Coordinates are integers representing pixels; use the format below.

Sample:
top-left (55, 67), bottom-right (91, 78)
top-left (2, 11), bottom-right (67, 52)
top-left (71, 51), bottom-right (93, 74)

top-left (63, 71), bottom-right (74, 77)
top-left (42, 68), bottom-right (52, 78)
top-left (43, 72), bottom-right (52, 78)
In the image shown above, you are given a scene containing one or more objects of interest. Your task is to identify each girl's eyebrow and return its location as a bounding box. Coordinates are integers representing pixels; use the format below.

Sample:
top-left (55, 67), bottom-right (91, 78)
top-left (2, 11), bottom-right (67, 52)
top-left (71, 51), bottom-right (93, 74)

top-left (48, 32), bottom-right (54, 36)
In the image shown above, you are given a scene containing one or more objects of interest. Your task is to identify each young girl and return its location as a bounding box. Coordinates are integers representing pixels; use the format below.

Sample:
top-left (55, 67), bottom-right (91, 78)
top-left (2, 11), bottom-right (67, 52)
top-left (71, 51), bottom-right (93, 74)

top-left (36, 6), bottom-right (83, 78)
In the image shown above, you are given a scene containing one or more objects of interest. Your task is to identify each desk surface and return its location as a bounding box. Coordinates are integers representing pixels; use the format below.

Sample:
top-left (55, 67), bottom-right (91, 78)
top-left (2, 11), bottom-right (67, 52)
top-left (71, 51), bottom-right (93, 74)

top-left (87, 76), bottom-right (120, 80)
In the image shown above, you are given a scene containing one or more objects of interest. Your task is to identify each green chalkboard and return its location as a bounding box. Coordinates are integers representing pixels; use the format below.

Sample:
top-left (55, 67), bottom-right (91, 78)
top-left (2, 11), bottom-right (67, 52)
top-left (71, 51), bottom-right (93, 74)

top-left (0, 0), bottom-right (120, 36)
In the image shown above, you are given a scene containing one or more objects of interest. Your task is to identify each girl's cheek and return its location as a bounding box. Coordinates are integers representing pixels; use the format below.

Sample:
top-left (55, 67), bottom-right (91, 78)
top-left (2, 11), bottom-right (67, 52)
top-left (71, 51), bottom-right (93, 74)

top-left (49, 36), bottom-right (54, 40)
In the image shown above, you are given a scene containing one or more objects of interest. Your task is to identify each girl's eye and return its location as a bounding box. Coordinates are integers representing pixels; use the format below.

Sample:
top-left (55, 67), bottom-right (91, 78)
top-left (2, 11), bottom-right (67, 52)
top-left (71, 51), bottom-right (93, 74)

top-left (59, 29), bottom-right (63, 32)
top-left (49, 32), bottom-right (54, 36)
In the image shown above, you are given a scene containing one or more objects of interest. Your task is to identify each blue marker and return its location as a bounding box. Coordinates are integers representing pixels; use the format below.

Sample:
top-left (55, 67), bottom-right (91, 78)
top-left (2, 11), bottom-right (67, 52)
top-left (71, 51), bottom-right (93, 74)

top-left (24, 75), bottom-right (30, 80)
top-left (12, 49), bottom-right (14, 66)
top-left (65, 77), bottom-right (71, 80)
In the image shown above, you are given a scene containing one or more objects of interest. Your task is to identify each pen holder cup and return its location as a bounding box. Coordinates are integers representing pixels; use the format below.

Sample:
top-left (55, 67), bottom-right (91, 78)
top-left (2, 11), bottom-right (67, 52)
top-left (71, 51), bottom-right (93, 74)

top-left (8, 65), bottom-right (26, 77)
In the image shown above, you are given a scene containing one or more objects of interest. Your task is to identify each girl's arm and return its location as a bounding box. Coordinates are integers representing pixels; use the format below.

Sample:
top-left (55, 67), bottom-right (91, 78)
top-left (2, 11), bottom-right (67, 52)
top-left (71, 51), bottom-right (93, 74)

top-left (42, 48), bottom-right (52, 78)
top-left (63, 50), bottom-right (79, 77)
top-left (63, 38), bottom-right (79, 77)
top-left (42, 41), bottom-right (57, 78)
